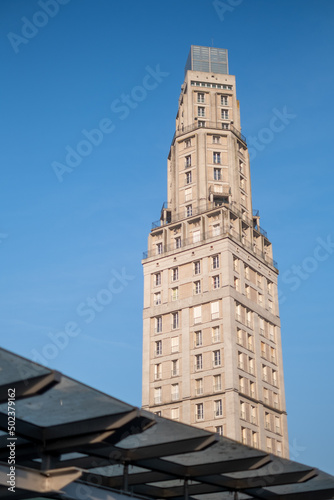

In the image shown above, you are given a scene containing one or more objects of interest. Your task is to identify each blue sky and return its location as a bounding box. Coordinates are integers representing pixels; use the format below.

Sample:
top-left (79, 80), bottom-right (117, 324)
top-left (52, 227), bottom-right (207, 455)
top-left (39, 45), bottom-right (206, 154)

top-left (1, 0), bottom-right (334, 474)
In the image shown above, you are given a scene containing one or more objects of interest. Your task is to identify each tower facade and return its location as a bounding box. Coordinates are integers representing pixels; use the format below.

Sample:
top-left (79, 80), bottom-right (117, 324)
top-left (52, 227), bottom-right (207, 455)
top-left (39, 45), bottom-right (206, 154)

top-left (142, 46), bottom-right (289, 457)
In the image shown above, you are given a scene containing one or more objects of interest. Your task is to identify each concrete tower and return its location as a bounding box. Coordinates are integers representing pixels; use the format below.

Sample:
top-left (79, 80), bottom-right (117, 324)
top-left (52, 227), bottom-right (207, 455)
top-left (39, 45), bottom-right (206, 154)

top-left (142, 46), bottom-right (288, 458)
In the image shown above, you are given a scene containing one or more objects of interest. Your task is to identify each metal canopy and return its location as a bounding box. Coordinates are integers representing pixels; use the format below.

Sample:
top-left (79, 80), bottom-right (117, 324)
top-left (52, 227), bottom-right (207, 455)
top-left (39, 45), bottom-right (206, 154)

top-left (0, 348), bottom-right (333, 500)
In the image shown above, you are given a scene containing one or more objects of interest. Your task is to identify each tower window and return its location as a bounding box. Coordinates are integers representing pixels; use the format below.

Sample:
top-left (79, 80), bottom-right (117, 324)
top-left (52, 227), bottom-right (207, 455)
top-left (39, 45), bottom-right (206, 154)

top-left (214, 168), bottom-right (221, 180)
top-left (221, 95), bottom-right (228, 106)
top-left (155, 340), bottom-right (162, 356)
top-left (213, 275), bottom-right (220, 289)
top-left (186, 171), bottom-right (192, 184)
top-left (186, 205), bottom-right (193, 217)
top-left (212, 326), bottom-right (220, 343)
top-left (197, 92), bottom-right (205, 103)
top-left (154, 273), bottom-right (161, 286)
top-left (194, 305), bottom-right (202, 323)
top-left (194, 280), bottom-right (201, 294)
top-left (192, 230), bottom-right (200, 243)
top-left (215, 399), bottom-right (223, 417)
top-left (195, 330), bottom-right (202, 347)
top-left (195, 378), bottom-right (203, 395)
top-left (195, 354), bottom-right (203, 370)
top-left (154, 387), bottom-right (161, 404)
top-left (172, 312), bottom-right (179, 329)
top-left (196, 403), bottom-right (204, 420)
top-left (155, 316), bottom-right (162, 333)
top-left (154, 292), bottom-right (161, 306)
top-left (213, 350), bottom-right (221, 366)
top-left (198, 106), bottom-right (205, 117)
top-left (171, 361), bottom-right (179, 377)
top-left (185, 155), bottom-right (191, 167)
top-left (213, 152), bottom-right (221, 164)
top-left (171, 336), bottom-right (179, 353)
top-left (175, 237), bottom-right (181, 249)
top-left (198, 120), bottom-right (205, 127)
top-left (221, 109), bottom-right (229, 120)
top-left (185, 187), bottom-right (192, 201)
top-left (172, 267), bottom-right (179, 281)
top-left (212, 255), bottom-right (220, 269)
top-left (194, 261), bottom-right (201, 275)
top-left (213, 135), bottom-right (220, 144)
top-left (211, 301), bottom-right (219, 319)
top-left (214, 374), bottom-right (222, 391)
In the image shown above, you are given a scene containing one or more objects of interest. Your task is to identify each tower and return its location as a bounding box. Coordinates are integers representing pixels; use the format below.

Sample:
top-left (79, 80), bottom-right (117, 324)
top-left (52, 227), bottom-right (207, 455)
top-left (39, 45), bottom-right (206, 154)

top-left (142, 46), bottom-right (288, 457)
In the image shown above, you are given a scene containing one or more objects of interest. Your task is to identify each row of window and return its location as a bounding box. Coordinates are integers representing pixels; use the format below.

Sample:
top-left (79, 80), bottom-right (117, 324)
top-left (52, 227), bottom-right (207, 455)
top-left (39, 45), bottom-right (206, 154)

top-left (184, 134), bottom-right (225, 149)
top-left (239, 376), bottom-right (256, 399)
top-left (195, 400), bottom-right (223, 420)
top-left (238, 351), bottom-right (255, 375)
top-left (237, 328), bottom-right (254, 352)
top-left (153, 256), bottom-right (219, 286)
top-left (191, 80), bottom-right (233, 90)
top-left (194, 326), bottom-right (221, 346)
top-left (241, 427), bottom-right (283, 455)
top-left (184, 168), bottom-right (225, 189)
top-left (240, 400), bottom-right (257, 424)
top-left (235, 302), bottom-right (253, 328)
top-left (154, 360), bottom-right (180, 380)
top-left (261, 341), bottom-right (276, 364)
top-left (154, 312), bottom-right (179, 333)
top-left (240, 372), bottom-right (280, 409)
top-left (154, 374), bottom-right (224, 398)
top-left (194, 121), bottom-right (230, 129)
top-left (262, 364), bottom-right (279, 387)
top-left (194, 374), bottom-right (222, 395)
top-left (194, 349), bottom-right (222, 370)
top-left (196, 93), bottom-right (229, 106)
top-left (234, 258), bottom-right (274, 295)
top-left (240, 403), bottom-right (281, 432)
top-left (184, 151), bottom-right (224, 168)
top-left (235, 279), bottom-right (274, 311)
top-left (196, 107), bottom-right (229, 120)
top-left (154, 276), bottom-right (221, 304)
top-left (153, 302), bottom-right (220, 337)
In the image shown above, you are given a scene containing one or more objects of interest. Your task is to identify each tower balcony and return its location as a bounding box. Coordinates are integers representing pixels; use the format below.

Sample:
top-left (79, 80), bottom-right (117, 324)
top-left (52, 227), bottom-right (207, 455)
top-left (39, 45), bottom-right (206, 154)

top-left (170, 121), bottom-right (247, 148)
top-left (209, 185), bottom-right (231, 199)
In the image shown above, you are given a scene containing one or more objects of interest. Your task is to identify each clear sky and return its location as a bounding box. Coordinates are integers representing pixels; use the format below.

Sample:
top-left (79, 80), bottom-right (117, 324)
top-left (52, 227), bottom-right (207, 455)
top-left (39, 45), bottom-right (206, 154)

top-left (1, 0), bottom-right (334, 474)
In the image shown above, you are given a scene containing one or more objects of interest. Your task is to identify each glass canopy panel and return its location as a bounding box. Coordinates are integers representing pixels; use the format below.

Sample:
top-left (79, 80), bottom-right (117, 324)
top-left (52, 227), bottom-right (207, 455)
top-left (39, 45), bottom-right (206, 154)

top-left (0, 349), bottom-right (52, 385)
top-left (0, 375), bottom-right (135, 427)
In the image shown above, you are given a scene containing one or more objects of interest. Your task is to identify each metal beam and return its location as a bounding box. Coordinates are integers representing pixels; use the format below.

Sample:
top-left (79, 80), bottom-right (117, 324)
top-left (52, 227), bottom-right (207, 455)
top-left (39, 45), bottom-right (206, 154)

top-left (0, 371), bottom-right (61, 404)
top-left (135, 453), bottom-right (271, 479)
top-left (115, 433), bottom-right (217, 461)
top-left (133, 481), bottom-right (224, 499)
top-left (63, 480), bottom-right (157, 500)
top-left (195, 468), bottom-right (317, 490)
top-left (0, 462), bottom-right (81, 493)
top-left (243, 486), bottom-right (334, 500)
top-left (80, 469), bottom-right (175, 489)
top-left (0, 414), bottom-right (42, 442)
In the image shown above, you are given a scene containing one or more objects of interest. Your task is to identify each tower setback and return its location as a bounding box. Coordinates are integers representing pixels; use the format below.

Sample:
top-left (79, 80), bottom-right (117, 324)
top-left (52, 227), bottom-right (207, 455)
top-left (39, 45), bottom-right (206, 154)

top-left (142, 46), bottom-right (288, 458)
